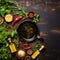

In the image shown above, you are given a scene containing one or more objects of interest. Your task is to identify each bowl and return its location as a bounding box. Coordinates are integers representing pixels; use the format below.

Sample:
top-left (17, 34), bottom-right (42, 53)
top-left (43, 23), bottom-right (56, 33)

top-left (17, 20), bottom-right (39, 42)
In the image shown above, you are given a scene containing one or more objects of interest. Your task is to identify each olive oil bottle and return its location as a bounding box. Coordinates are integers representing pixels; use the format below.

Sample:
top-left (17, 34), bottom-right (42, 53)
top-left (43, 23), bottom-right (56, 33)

top-left (31, 45), bottom-right (45, 59)
top-left (8, 38), bottom-right (17, 53)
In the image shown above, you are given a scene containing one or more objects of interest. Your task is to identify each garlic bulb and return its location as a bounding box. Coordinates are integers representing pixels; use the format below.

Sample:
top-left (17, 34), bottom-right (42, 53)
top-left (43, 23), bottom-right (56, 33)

top-left (16, 50), bottom-right (26, 59)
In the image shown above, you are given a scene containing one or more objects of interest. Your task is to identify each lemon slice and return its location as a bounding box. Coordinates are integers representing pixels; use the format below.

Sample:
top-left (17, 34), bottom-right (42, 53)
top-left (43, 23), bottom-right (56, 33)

top-left (5, 14), bottom-right (13, 22)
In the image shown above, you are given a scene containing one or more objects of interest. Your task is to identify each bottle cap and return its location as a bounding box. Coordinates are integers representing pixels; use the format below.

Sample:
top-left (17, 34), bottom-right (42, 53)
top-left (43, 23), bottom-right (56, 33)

top-left (7, 37), bottom-right (12, 43)
top-left (39, 45), bottom-right (45, 51)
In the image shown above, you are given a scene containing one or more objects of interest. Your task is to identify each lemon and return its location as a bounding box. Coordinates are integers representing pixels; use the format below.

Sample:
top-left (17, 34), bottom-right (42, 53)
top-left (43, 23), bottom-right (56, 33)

top-left (5, 14), bottom-right (13, 22)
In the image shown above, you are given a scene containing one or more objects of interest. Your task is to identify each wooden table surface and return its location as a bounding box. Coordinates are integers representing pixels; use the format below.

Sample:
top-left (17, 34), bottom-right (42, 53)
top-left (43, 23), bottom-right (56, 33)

top-left (10, 0), bottom-right (60, 60)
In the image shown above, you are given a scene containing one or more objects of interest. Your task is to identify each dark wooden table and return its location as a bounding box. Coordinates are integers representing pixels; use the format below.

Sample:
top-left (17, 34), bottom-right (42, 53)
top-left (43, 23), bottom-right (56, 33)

top-left (11, 0), bottom-right (60, 60)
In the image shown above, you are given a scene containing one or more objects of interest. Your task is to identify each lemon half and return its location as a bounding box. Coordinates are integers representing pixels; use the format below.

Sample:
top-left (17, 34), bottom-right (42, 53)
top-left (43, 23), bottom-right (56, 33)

top-left (5, 14), bottom-right (13, 22)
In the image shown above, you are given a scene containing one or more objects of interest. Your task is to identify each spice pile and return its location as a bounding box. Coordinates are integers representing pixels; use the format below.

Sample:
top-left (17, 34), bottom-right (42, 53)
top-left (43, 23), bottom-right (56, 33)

top-left (0, 0), bottom-right (45, 60)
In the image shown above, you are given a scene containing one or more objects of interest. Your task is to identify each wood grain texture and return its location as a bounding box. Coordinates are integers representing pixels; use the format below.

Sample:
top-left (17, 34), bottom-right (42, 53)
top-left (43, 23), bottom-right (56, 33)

top-left (11, 0), bottom-right (60, 60)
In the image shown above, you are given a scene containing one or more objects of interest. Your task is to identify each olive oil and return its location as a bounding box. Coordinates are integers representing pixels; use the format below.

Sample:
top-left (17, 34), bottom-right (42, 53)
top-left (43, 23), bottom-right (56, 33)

top-left (31, 45), bottom-right (45, 59)
top-left (8, 38), bottom-right (17, 53)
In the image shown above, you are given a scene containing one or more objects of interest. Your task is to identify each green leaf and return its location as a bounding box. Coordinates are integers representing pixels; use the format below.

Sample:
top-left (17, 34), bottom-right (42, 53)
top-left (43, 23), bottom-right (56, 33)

top-left (11, 30), bottom-right (17, 37)
top-left (5, 9), bottom-right (11, 13)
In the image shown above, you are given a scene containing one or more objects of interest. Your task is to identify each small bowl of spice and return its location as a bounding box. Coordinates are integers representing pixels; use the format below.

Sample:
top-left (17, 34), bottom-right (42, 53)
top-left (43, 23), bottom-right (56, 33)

top-left (0, 16), bottom-right (4, 25)
top-left (27, 49), bottom-right (33, 55)
top-left (25, 56), bottom-right (31, 60)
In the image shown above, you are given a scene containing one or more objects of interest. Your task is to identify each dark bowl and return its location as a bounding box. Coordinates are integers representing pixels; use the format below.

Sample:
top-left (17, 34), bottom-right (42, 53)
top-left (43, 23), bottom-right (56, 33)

top-left (17, 20), bottom-right (39, 42)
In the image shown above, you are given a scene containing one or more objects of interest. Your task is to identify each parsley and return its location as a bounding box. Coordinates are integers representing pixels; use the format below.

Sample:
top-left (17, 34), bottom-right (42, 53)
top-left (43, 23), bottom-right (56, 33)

top-left (0, 22), bottom-right (17, 60)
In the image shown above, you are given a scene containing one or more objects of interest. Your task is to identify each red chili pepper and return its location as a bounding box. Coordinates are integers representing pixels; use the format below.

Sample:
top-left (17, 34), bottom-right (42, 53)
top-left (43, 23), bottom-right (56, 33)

top-left (19, 41), bottom-right (23, 45)
top-left (24, 46), bottom-right (31, 50)
top-left (19, 41), bottom-right (24, 45)
top-left (19, 40), bottom-right (30, 50)
top-left (21, 16), bottom-right (28, 21)
top-left (19, 41), bottom-right (28, 46)
top-left (12, 16), bottom-right (21, 26)
top-left (23, 43), bottom-right (28, 46)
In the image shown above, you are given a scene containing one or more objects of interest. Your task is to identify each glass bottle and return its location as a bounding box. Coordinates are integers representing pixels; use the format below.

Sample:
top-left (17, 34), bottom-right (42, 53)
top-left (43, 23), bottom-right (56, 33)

top-left (8, 38), bottom-right (17, 53)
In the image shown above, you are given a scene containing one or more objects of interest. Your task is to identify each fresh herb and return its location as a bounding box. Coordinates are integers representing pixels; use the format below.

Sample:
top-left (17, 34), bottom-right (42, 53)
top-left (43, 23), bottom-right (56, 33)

top-left (16, 11), bottom-right (28, 18)
top-left (0, 22), bottom-right (10, 60)
top-left (31, 43), bottom-right (40, 52)
top-left (0, 0), bottom-right (23, 17)
top-left (33, 14), bottom-right (40, 23)
top-left (11, 30), bottom-right (17, 37)
top-left (0, 0), bottom-right (12, 17)
top-left (0, 22), bottom-right (17, 60)
top-left (0, 0), bottom-right (40, 22)
top-left (0, 45), bottom-right (11, 60)
top-left (13, 39), bottom-right (19, 47)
